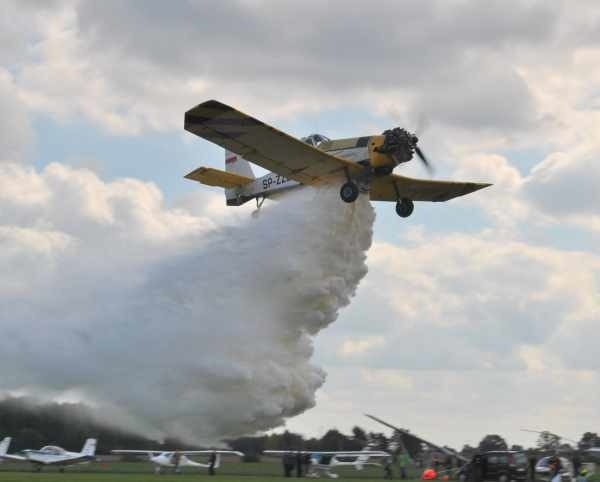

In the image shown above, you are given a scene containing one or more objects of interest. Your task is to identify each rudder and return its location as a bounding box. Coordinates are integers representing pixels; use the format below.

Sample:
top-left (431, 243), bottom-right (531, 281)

top-left (225, 150), bottom-right (255, 204)
top-left (225, 150), bottom-right (255, 179)
top-left (0, 437), bottom-right (11, 456)
top-left (81, 439), bottom-right (97, 457)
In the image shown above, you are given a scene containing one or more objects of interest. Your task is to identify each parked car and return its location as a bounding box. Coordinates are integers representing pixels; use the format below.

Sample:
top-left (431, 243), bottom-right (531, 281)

top-left (459, 451), bottom-right (529, 482)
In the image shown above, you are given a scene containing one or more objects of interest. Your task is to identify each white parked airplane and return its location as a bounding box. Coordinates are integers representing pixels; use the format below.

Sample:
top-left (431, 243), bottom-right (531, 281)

top-left (264, 447), bottom-right (390, 479)
top-left (111, 449), bottom-right (244, 474)
top-left (0, 437), bottom-right (96, 471)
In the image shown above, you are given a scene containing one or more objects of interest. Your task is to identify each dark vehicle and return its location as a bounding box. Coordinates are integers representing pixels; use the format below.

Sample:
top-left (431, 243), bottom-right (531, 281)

top-left (459, 451), bottom-right (529, 482)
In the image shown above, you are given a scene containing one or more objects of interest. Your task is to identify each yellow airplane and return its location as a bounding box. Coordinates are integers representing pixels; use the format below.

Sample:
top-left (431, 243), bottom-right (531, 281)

top-left (184, 100), bottom-right (491, 218)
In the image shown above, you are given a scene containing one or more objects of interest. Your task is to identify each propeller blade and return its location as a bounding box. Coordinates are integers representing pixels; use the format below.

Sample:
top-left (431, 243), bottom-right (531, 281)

top-left (414, 146), bottom-right (434, 175)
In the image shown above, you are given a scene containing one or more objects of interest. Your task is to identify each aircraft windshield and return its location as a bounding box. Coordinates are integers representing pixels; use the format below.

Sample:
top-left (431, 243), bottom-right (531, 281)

top-left (302, 134), bottom-right (330, 147)
top-left (40, 446), bottom-right (66, 455)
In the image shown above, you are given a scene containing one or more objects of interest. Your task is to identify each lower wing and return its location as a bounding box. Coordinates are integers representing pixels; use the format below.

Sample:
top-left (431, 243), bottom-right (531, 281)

top-left (370, 173), bottom-right (491, 202)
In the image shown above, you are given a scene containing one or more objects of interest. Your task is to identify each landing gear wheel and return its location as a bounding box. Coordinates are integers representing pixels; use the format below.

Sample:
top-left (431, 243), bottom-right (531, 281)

top-left (340, 181), bottom-right (359, 203)
top-left (395, 198), bottom-right (414, 217)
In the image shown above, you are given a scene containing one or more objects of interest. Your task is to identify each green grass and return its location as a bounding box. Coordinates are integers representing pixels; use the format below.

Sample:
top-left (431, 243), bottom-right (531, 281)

top-left (0, 461), bottom-right (421, 481)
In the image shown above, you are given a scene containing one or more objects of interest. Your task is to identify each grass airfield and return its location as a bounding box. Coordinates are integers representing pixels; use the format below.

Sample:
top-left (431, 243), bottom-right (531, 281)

top-left (0, 460), bottom-right (415, 482)
top-left (1, 462), bottom-right (596, 482)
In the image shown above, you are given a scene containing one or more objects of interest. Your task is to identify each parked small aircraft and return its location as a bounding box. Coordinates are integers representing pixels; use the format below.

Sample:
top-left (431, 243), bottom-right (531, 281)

top-left (184, 100), bottom-right (491, 218)
top-left (264, 447), bottom-right (390, 478)
top-left (0, 437), bottom-right (96, 471)
top-left (111, 449), bottom-right (243, 474)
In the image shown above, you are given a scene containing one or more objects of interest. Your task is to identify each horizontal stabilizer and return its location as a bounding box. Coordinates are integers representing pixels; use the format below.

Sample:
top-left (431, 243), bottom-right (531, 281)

top-left (185, 166), bottom-right (253, 189)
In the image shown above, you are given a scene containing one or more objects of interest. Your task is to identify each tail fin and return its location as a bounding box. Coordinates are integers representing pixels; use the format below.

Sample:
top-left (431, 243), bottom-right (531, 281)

top-left (81, 439), bottom-right (97, 457)
top-left (225, 150), bottom-right (255, 179)
top-left (214, 453), bottom-right (221, 469)
top-left (0, 437), bottom-right (11, 456)
top-left (225, 150), bottom-right (255, 205)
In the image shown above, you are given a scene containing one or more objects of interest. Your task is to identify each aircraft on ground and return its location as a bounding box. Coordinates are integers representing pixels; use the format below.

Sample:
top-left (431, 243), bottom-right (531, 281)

top-left (111, 449), bottom-right (244, 474)
top-left (264, 446), bottom-right (390, 478)
top-left (183, 100), bottom-right (491, 218)
top-left (0, 437), bottom-right (96, 471)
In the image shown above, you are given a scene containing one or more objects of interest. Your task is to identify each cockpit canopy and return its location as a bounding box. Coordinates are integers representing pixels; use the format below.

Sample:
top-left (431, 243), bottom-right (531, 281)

top-left (40, 446), bottom-right (67, 455)
top-left (302, 134), bottom-right (330, 147)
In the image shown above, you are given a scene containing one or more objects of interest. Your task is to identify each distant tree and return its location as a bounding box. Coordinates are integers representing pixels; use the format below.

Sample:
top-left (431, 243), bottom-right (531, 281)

top-left (461, 444), bottom-right (477, 459)
top-left (320, 429), bottom-right (347, 451)
top-left (578, 433), bottom-right (600, 450)
top-left (511, 445), bottom-right (524, 451)
top-left (478, 435), bottom-right (508, 452)
top-left (536, 432), bottom-right (560, 451)
top-left (352, 426), bottom-right (368, 444)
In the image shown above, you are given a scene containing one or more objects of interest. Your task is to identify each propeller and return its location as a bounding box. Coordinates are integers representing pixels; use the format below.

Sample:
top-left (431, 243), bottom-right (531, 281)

top-left (386, 107), bottom-right (434, 176)
top-left (412, 137), bottom-right (434, 176)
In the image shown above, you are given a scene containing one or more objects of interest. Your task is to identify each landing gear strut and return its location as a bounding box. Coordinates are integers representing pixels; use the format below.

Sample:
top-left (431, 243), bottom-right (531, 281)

top-left (340, 181), bottom-right (359, 203)
top-left (395, 198), bottom-right (414, 217)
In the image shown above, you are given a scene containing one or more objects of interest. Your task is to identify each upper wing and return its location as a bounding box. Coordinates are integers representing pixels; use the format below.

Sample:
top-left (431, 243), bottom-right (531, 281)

top-left (263, 450), bottom-right (387, 456)
top-left (370, 173), bottom-right (491, 202)
top-left (184, 100), bottom-right (362, 184)
top-left (332, 451), bottom-right (389, 456)
top-left (180, 451), bottom-right (244, 456)
top-left (263, 450), bottom-right (307, 456)
top-left (111, 450), bottom-right (157, 455)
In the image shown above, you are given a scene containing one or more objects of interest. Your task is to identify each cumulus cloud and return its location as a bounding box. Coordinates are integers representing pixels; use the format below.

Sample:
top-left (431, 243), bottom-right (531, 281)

top-left (0, 162), bottom-right (374, 443)
top-left (0, 70), bottom-right (32, 162)
top-left (313, 233), bottom-right (600, 375)
top-left (5, 0), bottom-right (566, 135)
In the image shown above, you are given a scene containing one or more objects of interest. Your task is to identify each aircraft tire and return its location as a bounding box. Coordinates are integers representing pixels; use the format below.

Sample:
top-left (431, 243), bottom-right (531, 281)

top-left (340, 181), bottom-right (359, 203)
top-left (395, 198), bottom-right (414, 217)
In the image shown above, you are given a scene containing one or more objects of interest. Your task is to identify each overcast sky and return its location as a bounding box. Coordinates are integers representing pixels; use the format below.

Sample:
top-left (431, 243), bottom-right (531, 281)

top-left (1, 0), bottom-right (599, 449)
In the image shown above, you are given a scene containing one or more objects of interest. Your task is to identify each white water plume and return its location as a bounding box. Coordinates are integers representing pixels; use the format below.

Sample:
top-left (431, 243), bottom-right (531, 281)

top-left (0, 162), bottom-right (374, 443)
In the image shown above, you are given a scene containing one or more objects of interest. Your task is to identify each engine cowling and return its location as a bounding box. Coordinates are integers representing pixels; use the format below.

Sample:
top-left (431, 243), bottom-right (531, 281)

top-left (368, 128), bottom-right (417, 174)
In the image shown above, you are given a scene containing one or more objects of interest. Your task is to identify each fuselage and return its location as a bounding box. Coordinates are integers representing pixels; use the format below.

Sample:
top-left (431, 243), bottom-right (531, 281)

top-left (151, 452), bottom-right (206, 468)
top-left (22, 446), bottom-right (93, 466)
top-left (228, 135), bottom-right (370, 205)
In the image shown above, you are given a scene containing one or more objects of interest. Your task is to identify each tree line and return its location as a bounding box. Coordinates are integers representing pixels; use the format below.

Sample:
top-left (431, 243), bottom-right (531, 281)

top-left (0, 397), bottom-right (598, 460)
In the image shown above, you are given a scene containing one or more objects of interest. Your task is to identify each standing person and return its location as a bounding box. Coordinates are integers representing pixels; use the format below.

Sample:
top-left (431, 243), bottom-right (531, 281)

top-left (547, 456), bottom-right (562, 482)
top-left (529, 453), bottom-right (537, 482)
top-left (208, 451), bottom-right (217, 476)
top-left (399, 451), bottom-right (410, 480)
top-left (573, 452), bottom-right (582, 478)
top-left (296, 451), bottom-right (303, 478)
top-left (282, 451), bottom-right (294, 477)
top-left (304, 453), bottom-right (312, 476)
top-left (384, 455), bottom-right (394, 479)
top-left (576, 467), bottom-right (589, 482)
top-left (470, 454), bottom-right (483, 482)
